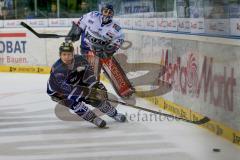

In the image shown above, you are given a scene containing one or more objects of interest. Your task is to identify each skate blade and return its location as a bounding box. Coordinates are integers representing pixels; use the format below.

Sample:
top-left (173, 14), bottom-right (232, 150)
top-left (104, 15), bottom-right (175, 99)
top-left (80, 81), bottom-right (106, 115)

top-left (95, 126), bottom-right (109, 129)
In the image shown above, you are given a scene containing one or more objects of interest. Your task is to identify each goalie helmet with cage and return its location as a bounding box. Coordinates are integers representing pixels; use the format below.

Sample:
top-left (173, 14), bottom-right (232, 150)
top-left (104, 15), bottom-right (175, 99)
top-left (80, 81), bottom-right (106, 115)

top-left (59, 42), bottom-right (74, 54)
top-left (101, 4), bottom-right (114, 24)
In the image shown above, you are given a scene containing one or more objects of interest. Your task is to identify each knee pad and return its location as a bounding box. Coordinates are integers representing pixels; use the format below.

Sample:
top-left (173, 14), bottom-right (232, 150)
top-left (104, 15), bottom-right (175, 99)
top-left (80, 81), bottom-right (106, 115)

top-left (72, 102), bottom-right (89, 116)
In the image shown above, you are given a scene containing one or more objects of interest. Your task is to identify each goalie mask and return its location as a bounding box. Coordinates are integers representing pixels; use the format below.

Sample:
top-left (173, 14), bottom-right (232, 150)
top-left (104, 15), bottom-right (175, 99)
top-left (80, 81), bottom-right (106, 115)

top-left (101, 4), bottom-right (114, 24)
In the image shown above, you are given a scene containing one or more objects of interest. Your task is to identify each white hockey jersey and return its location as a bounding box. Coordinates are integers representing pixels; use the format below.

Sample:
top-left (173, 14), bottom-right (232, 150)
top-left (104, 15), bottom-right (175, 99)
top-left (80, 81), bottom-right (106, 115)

top-left (78, 11), bottom-right (124, 53)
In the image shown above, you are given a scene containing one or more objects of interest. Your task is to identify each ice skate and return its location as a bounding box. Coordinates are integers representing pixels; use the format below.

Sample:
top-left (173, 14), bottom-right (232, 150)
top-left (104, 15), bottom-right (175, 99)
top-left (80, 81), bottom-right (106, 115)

top-left (92, 117), bottom-right (107, 128)
top-left (113, 113), bottom-right (127, 122)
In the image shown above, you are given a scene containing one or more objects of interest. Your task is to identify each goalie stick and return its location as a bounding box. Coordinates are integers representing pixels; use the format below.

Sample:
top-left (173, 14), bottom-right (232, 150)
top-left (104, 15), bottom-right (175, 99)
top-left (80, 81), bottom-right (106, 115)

top-left (20, 22), bottom-right (69, 38)
top-left (80, 86), bottom-right (210, 125)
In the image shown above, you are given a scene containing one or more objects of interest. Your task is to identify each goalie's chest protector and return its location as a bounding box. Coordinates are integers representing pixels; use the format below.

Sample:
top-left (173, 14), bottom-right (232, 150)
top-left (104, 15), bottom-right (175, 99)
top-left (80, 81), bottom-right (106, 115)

top-left (82, 12), bottom-right (118, 50)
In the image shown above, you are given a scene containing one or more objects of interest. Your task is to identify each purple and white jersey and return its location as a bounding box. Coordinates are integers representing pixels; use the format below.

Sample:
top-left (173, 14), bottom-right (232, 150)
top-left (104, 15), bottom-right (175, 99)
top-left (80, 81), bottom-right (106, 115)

top-left (78, 11), bottom-right (124, 52)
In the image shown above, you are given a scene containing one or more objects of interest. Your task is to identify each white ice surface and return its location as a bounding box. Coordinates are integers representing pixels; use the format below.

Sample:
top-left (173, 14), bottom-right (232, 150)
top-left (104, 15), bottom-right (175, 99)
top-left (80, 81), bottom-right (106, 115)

top-left (0, 73), bottom-right (239, 160)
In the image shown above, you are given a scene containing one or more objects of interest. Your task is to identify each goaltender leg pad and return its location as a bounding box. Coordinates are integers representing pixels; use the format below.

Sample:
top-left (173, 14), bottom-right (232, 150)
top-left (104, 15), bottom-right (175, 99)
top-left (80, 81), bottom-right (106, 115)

top-left (83, 51), bottom-right (134, 98)
top-left (100, 57), bottom-right (135, 98)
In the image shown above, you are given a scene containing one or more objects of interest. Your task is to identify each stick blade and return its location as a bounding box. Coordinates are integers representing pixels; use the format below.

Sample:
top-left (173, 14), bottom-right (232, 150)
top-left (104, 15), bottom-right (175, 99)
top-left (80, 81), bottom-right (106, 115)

top-left (20, 21), bottom-right (27, 27)
top-left (20, 21), bottom-right (40, 37)
top-left (194, 117), bottom-right (210, 125)
top-left (20, 21), bottom-right (68, 38)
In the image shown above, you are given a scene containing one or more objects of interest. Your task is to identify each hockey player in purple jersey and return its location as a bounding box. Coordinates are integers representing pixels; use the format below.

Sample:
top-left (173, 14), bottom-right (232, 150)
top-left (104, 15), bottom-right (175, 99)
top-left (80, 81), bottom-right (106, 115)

top-left (47, 42), bottom-right (126, 128)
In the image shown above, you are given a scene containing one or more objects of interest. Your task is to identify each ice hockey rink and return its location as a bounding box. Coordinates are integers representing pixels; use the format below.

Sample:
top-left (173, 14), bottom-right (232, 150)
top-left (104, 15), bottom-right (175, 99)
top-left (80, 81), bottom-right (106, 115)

top-left (0, 72), bottom-right (239, 160)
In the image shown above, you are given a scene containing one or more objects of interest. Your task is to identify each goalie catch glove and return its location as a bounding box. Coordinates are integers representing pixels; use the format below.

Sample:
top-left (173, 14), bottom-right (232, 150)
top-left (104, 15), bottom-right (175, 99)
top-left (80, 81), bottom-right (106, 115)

top-left (94, 38), bottom-right (123, 58)
top-left (65, 22), bottom-right (82, 42)
top-left (94, 44), bottom-right (118, 58)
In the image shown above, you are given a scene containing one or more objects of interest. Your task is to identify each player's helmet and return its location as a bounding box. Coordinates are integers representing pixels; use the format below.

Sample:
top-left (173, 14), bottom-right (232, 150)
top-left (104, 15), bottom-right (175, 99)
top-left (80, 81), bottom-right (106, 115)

top-left (59, 42), bottom-right (74, 54)
top-left (101, 4), bottom-right (114, 24)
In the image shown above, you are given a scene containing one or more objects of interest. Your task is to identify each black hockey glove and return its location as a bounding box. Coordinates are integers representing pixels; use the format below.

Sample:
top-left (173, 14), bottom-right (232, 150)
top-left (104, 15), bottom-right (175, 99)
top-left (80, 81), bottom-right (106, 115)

top-left (85, 82), bottom-right (108, 101)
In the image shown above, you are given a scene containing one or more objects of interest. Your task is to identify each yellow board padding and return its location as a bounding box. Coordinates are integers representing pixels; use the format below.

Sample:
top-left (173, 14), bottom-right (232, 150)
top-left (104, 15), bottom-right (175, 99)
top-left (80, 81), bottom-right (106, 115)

top-left (0, 65), bottom-right (51, 74)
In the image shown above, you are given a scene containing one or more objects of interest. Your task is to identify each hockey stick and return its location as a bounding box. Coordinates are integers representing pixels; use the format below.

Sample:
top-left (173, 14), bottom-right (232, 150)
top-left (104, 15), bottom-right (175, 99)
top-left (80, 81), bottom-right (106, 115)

top-left (75, 85), bottom-right (210, 125)
top-left (20, 22), bottom-right (69, 38)
top-left (106, 98), bottom-right (210, 125)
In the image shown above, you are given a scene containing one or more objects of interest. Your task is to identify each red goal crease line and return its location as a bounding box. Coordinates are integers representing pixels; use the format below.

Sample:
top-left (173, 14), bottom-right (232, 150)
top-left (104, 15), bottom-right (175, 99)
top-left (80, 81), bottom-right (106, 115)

top-left (0, 33), bottom-right (26, 37)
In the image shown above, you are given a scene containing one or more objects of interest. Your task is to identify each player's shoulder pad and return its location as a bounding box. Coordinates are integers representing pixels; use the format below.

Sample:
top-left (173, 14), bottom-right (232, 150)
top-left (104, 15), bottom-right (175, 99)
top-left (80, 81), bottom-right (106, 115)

top-left (52, 59), bottom-right (62, 70)
top-left (51, 59), bottom-right (66, 74)
top-left (112, 20), bottom-right (122, 32)
top-left (89, 11), bottom-right (101, 18)
top-left (80, 11), bottom-right (99, 20)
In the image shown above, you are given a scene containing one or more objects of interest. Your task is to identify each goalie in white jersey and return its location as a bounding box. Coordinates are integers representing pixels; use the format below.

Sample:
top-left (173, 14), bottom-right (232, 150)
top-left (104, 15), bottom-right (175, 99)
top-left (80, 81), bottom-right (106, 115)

top-left (66, 4), bottom-right (135, 98)
top-left (67, 4), bottom-right (124, 58)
